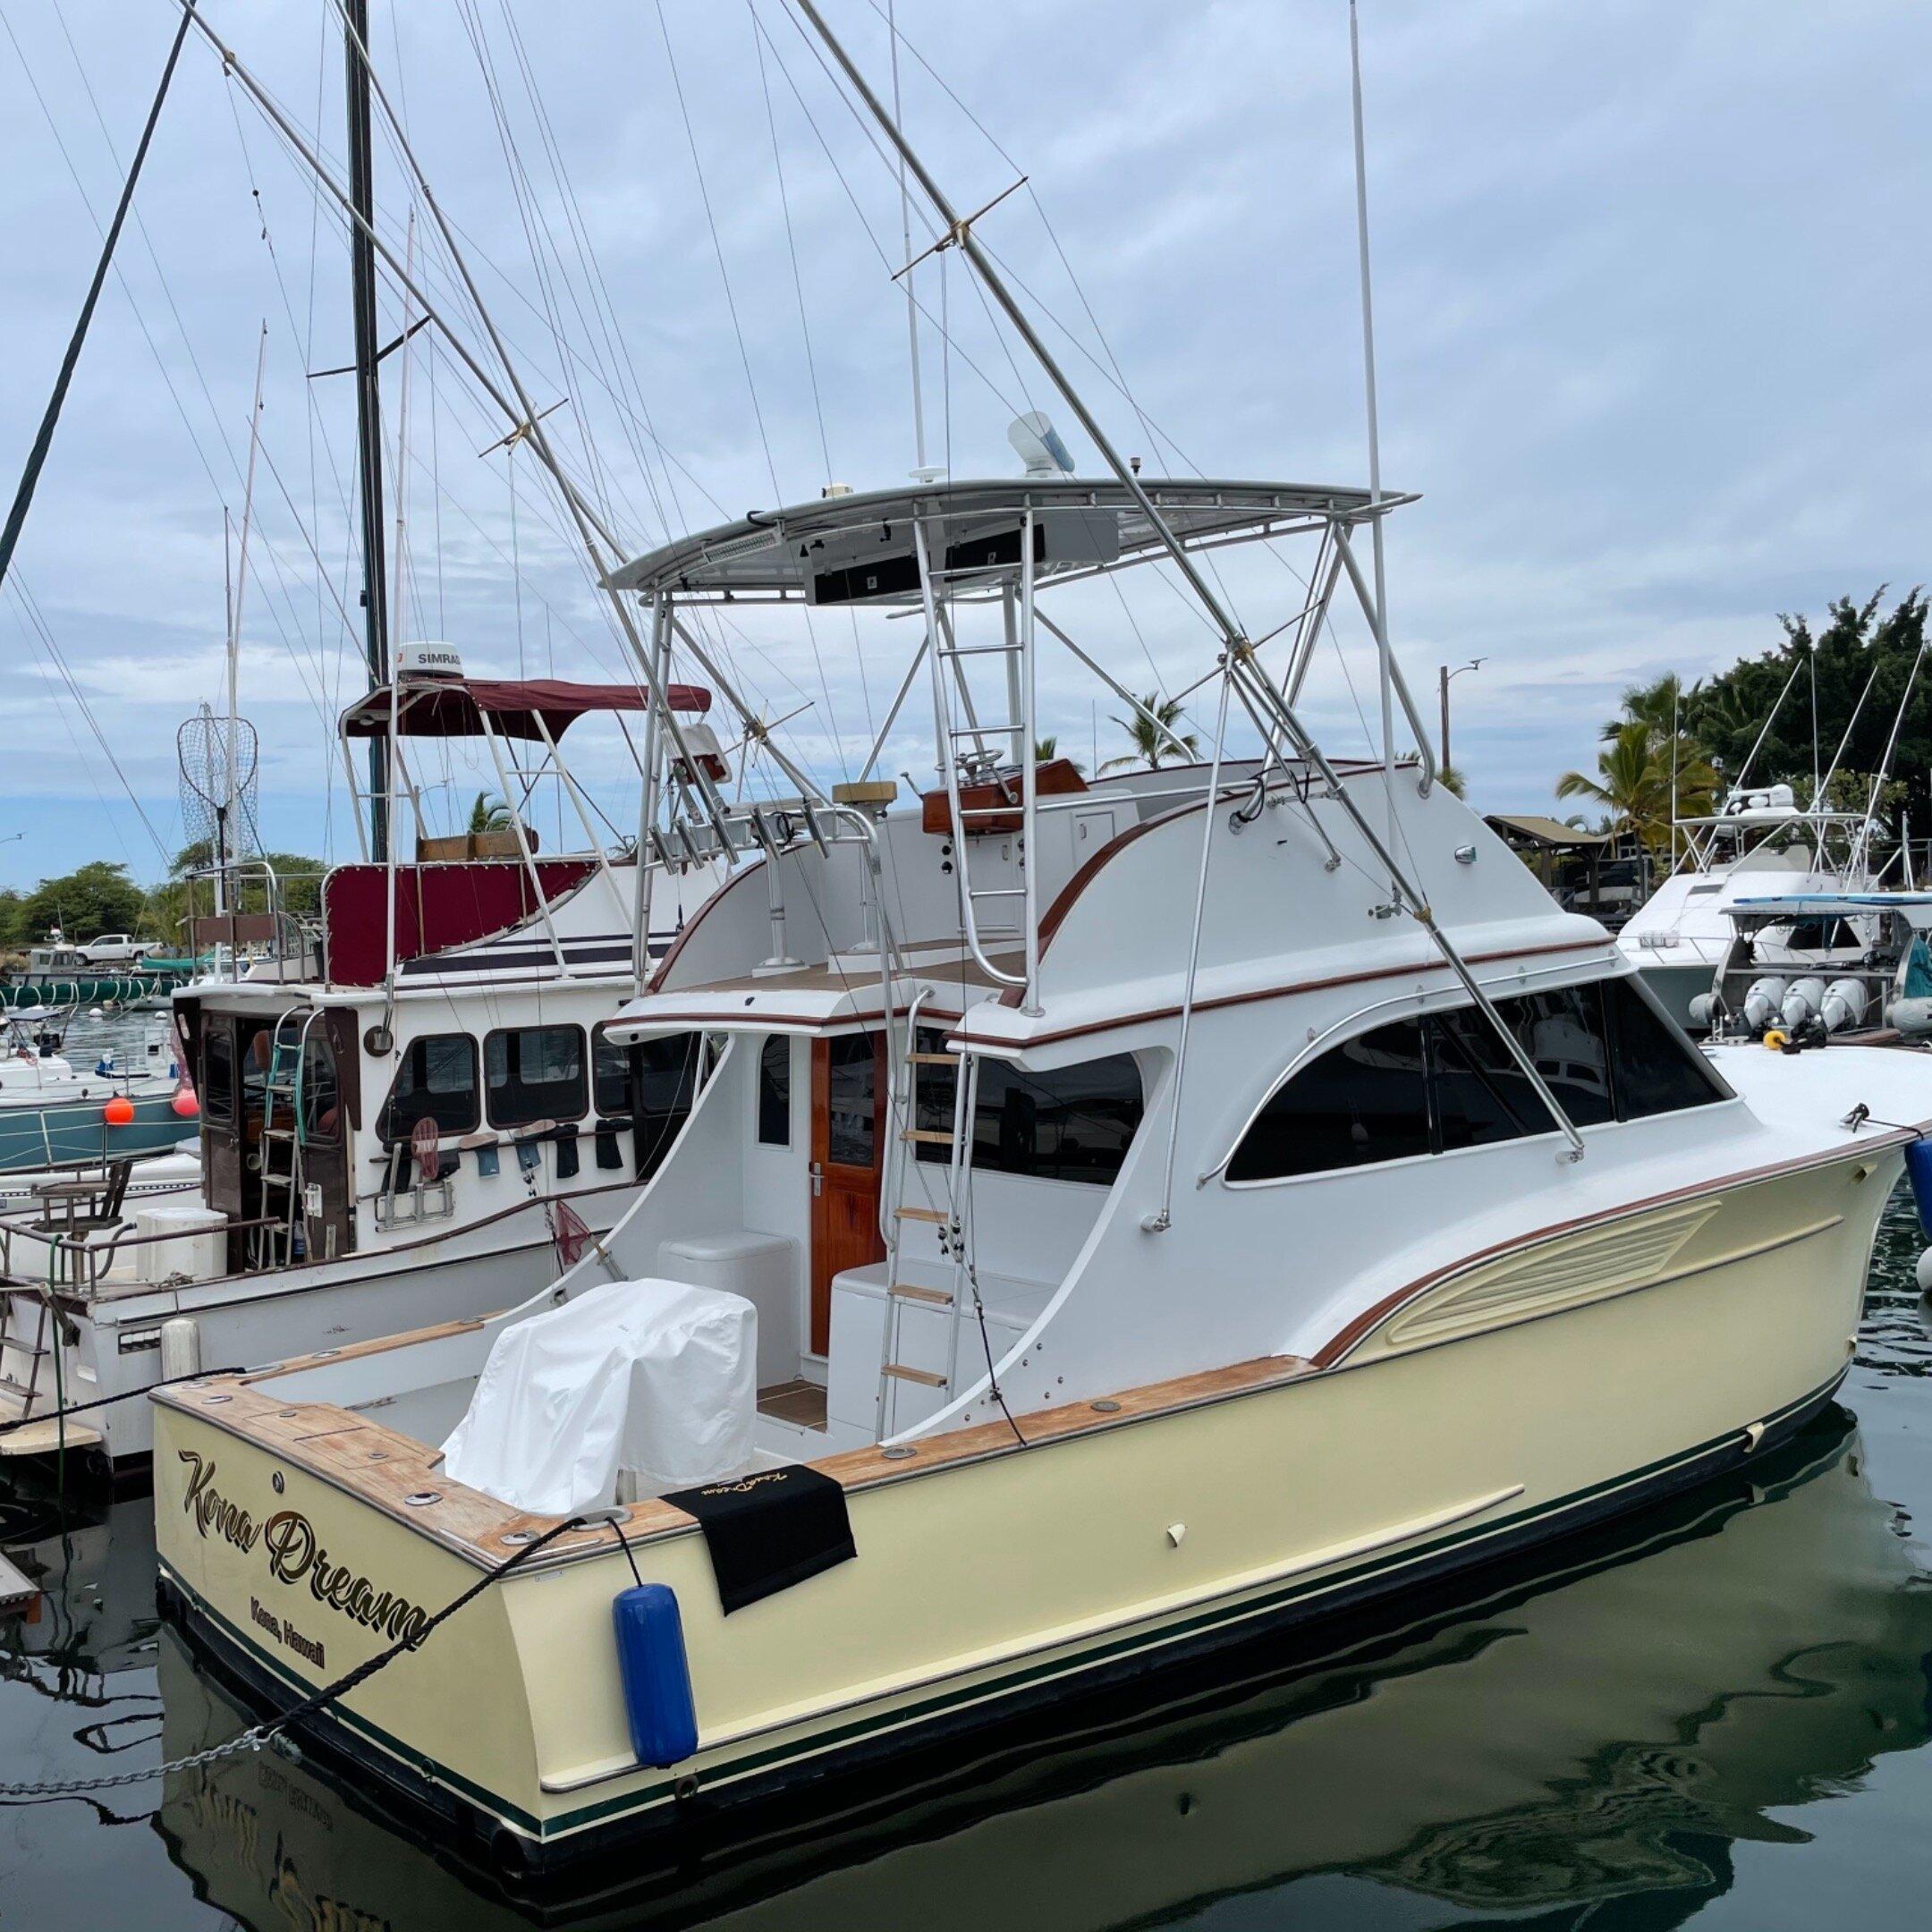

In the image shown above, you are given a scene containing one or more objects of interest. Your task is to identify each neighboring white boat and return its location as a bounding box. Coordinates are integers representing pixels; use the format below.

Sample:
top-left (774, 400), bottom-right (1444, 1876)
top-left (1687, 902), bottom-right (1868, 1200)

top-left (0, 657), bottom-right (724, 1465)
top-left (1617, 786), bottom-right (1875, 1028)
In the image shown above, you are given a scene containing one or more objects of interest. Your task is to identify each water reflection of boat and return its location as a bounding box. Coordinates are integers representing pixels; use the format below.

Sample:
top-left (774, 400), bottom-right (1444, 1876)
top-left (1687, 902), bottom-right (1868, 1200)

top-left (149, 1408), bottom-right (1932, 1928)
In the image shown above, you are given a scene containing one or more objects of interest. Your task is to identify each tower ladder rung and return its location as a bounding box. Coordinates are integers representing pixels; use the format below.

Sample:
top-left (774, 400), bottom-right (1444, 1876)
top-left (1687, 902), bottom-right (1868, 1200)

top-left (882, 1363), bottom-right (947, 1387)
top-left (888, 1282), bottom-right (952, 1306)
top-left (893, 1205), bottom-right (948, 1223)
top-left (902, 1128), bottom-right (954, 1145)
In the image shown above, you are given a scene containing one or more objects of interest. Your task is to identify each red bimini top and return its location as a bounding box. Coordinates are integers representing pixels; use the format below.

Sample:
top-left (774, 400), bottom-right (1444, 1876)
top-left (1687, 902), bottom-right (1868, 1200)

top-left (339, 677), bottom-right (711, 743)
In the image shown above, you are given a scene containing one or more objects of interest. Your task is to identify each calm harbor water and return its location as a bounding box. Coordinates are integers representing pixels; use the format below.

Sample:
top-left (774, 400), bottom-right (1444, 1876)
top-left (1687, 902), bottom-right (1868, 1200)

top-left (3, 1185), bottom-right (1930, 1929)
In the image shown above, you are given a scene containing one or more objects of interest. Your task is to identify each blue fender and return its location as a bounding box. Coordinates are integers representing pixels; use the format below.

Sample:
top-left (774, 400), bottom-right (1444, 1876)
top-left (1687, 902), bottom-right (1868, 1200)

top-left (612, 1582), bottom-right (699, 1767)
top-left (1904, 1138), bottom-right (1932, 1241)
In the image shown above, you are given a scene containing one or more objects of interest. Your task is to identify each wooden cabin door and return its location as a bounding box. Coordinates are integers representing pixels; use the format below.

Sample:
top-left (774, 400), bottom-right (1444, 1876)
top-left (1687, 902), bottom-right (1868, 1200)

top-left (809, 1032), bottom-right (886, 1356)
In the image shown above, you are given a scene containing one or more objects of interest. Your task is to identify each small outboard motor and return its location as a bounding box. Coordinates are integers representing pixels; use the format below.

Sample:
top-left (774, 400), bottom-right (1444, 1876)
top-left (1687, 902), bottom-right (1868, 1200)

top-left (1889, 996), bottom-right (1932, 1038)
top-left (1780, 976), bottom-right (1828, 1031)
top-left (1742, 976), bottom-right (1789, 1032)
top-left (1686, 991), bottom-right (1720, 1032)
top-left (1818, 977), bottom-right (1869, 1034)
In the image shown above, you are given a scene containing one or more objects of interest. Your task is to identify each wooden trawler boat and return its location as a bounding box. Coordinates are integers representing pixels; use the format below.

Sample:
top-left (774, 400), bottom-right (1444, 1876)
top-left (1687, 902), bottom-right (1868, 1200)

top-left (0, 650), bottom-right (720, 1467)
top-left (148, 0), bottom-right (1932, 1884)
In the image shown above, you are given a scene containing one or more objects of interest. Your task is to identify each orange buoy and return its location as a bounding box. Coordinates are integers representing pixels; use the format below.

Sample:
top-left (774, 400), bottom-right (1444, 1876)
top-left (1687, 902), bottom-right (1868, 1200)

top-left (171, 1089), bottom-right (200, 1119)
top-left (103, 1096), bottom-right (137, 1126)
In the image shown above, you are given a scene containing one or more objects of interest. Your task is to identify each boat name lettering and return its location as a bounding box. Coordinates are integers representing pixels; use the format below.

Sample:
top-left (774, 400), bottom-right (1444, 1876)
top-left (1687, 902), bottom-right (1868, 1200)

top-left (176, 1451), bottom-right (433, 1650)
top-left (696, 1470), bottom-right (791, 1497)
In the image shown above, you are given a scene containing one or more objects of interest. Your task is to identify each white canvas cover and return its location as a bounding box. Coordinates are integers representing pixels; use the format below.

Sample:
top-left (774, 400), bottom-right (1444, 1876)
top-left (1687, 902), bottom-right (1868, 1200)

top-left (441, 1277), bottom-right (758, 1516)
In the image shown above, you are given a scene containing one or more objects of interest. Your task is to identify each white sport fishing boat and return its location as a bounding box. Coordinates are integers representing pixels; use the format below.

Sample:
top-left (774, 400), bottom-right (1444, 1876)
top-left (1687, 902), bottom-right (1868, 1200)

top-left (0, 653), bottom-right (721, 1466)
top-left (148, 0), bottom-right (1932, 1881)
top-left (1618, 784), bottom-right (1874, 1028)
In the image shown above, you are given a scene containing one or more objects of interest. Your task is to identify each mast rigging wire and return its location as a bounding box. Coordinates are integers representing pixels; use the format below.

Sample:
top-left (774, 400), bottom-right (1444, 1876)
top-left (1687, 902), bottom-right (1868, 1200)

top-left (0, 0), bottom-right (195, 594)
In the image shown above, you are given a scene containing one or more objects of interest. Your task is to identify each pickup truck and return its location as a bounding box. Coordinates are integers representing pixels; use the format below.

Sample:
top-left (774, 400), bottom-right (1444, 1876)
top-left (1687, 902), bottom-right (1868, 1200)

top-left (75, 934), bottom-right (153, 966)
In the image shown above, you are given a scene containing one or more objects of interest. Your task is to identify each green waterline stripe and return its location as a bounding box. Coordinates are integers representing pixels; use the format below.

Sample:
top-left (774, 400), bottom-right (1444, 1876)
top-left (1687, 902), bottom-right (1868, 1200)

top-left (167, 1368), bottom-right (1841, 1844)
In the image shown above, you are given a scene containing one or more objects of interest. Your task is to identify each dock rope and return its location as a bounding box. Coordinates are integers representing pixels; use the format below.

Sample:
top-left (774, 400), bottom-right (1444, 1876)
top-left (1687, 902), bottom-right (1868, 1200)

top-left (0, 1513), bottom-right (588, 1801)
top-left (0, 1368), bottom-right (248, 1439)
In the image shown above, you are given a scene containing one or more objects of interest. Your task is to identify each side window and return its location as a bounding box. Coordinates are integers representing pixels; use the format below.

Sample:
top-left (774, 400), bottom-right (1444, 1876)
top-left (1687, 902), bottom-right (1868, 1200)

top-left (914, 1040), bottom-right (1144, 1185)
top-left (1505, 986), bottom-right (1614, 1128)
top-left (1605, 976), bottom-right (1731, 1118)
top-left (379, 1034), bottom-right (480, 1140)
top-left (202, 1030), bottom-right (234, 1125)
top-left (1226, 1019), bottom-right (1430, 1182)
top-left (758, 1035), bottom-right (791, 1147)
top-left (591, 1026), bottom-right (631, 1118)
top-left (1428, 1006), bottom-right (1542, 1150)
top-left (485, 1026), bottom-right (587, 1129)
top-left (300, 1036), bottom-right (343, 1145)
top-left (634, 1032), bottom-right (702, 1180)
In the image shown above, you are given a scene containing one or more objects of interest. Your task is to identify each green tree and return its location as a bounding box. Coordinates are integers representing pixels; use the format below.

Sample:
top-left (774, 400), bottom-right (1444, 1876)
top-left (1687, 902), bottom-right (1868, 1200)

top-left (19, 861), bottom-right (146, 942)
top-left (467, 790), bottom-right (513, 834)
top-left (1098, 694), bottom-right (1199, 774)
top-left (1032, 735), bottom-right (1085, 776)
top-left (1556, 722), bottom-right (1717, 853)
top-left (161, 841), bottom-right (327, 936)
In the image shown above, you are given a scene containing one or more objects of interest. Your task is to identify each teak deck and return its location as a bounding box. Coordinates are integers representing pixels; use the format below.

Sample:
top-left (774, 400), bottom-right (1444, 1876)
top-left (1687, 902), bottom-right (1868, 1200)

top-left (157, 1348), bottom-right (1316, 1572)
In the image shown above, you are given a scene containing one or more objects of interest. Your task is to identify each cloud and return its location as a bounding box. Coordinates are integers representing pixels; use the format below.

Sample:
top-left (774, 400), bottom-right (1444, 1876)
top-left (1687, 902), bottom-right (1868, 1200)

top-left (1, 0), bottom-right (1927, 889)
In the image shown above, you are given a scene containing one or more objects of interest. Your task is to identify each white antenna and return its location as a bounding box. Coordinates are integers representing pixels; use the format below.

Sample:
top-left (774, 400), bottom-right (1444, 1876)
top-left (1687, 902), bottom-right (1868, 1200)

top-left (1348, 0), bottom-right (1398, 871)
top-left (224, 319), bottom-right (268, 924)
top-left (888, 0), bottom-right (928, 475)
top-left (390, 208), bottom-right (417, 650)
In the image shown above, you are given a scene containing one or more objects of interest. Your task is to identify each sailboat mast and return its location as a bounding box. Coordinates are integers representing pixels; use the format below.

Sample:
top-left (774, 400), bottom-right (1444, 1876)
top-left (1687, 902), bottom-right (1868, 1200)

top-left (343, 0), bottom-right (391, 862)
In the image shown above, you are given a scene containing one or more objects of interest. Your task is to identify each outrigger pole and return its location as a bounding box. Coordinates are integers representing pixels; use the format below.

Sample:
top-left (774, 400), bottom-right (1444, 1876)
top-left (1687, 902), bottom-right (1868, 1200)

top-left (0, 1), bottom-right (197, 596)
top-left (174, 4), bottom-right (749, 886)
top-left (790, 0), bottom-right (1587, 1161)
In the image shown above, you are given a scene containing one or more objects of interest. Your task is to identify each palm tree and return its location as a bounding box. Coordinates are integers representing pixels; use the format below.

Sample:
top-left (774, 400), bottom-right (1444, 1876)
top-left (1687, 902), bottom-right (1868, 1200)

top-left (1033, 735), bottom-right (1085, 775)
top-left (1098, 693), bottom-right (1199, 774)
top-left (1556, 721), bottom-right (1716, 852)
top-left (1438, 764), bottom-right (1467, 799)
top-left (467, 790), bottom-right (513, 835)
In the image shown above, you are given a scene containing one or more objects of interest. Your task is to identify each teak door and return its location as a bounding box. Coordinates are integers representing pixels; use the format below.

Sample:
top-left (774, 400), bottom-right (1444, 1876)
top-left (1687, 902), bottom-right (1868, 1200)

top-left (809, 1031), bottom-right (886, 1356)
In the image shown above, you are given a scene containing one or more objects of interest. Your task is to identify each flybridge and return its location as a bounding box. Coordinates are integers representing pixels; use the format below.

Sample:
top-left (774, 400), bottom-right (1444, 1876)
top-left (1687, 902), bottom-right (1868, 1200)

top-left (605, 475), bottom-right (1409, 607)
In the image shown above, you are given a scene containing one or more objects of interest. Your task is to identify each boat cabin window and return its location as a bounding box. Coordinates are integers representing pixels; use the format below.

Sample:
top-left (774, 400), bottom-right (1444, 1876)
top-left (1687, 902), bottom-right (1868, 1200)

top-left (1224, 1019), bottom-right (1432, 1181)
top-left (201, 1030), bottom-right (235, 1125)
top-left (915, 1032), bottom-right (1144, 1185)
top-left (1603, 975), bottom-right (1732, 1117)
top-left (300, 1034), bottom-right (343, 1145)
top-left (591, 1025), bottom-right (631, 1118)
top-left (1227, 978), bottom-right (1727, 1183)
top-left (633, 1031), bottom-right (702, 1179)
top-left (758, 1034), bottom-right (791, 1146)
top-left (485, 1025), bottom-right (588, 1129)
top-left (378, 1034), bottom-right (480, 1141)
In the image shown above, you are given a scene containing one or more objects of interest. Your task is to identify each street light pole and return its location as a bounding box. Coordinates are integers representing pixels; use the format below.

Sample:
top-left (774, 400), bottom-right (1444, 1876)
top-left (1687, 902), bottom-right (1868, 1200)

top-left (1438, 658), bottom-right (1485, 772)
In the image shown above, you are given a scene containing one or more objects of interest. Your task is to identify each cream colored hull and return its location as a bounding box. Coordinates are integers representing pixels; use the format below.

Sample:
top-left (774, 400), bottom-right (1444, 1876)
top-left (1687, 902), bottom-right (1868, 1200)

top-left (151, 1149), bottom-right (1889, 1869)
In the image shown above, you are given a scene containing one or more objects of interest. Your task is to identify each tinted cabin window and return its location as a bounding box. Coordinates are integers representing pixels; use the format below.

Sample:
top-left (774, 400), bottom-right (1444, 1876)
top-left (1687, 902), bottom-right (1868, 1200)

top-left (1430, 1006), bottom-right (1542, 1150)
top-left (1225, 1020), bottom-right (1429, 1182)
top-left (758, 1036), bottom-right (791, 1147)
top-left (918, 1044), bottom-right (1146, 1186)
top-left (592, 1028), bottom-right (631, 1118)
top-left (1229, 979), bottom-right (1728, 1182)
top-left (202, 1030), bottom-right (234, 1124)
top-left (1506, 986), bottom-right (1614, 1129)
top-left (825, 1033), bottom-right (879, 1167)
top-left (1606, 976), bottom-right (1732, 1117)
top-left (486, 1026), bottom-right (587, 1129)
top-left (379, 1035), bottom-right (479, 1140)
top-left (633, 1031), bottom-right (701, 1179)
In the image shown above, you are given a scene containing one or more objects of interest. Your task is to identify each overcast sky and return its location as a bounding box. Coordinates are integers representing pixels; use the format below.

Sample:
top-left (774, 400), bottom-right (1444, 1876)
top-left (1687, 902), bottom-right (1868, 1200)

top-left (1, 0), bottom-right (1927, 894)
